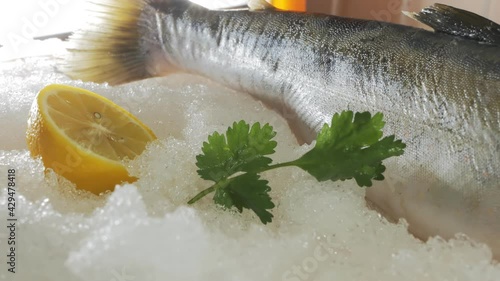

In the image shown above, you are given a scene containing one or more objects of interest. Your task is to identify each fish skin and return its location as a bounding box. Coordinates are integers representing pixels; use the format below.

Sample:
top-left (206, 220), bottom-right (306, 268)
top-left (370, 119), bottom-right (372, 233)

top-left (68, 0), bottom-right (500, 256)
top-left (144, 1), bottom-right (499, 138)
top-left (142, 1), bottom-right (500, 255)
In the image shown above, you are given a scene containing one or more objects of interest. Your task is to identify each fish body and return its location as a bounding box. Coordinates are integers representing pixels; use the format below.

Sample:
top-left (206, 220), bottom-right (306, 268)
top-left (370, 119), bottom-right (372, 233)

top-left (65, 1), bottom-right (500, 256)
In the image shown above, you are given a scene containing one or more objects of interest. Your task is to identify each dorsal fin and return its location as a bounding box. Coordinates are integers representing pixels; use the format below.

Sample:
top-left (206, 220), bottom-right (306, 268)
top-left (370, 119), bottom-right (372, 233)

top-left (215, 0), bottom-right (277, 11)
top-left (404, 3), bottom-right (500, 45)
top-left (247, 0), bottom-right (276, 11)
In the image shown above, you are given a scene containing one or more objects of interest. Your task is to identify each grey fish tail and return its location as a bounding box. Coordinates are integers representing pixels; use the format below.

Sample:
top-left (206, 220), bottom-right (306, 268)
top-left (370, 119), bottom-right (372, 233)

top-left (62, 0), bottom-right (194, 85)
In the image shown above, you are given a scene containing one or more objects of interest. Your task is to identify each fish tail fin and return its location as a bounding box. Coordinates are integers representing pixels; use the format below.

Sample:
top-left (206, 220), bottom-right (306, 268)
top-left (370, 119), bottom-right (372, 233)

top-left (62, 0), bottom-right (177, 85)
top-left (404, 4), bottom-right (500, 45)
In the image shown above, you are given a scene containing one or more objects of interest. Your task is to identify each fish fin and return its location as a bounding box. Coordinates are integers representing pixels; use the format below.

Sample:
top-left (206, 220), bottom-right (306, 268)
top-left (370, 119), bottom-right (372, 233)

top-left (404, 4), bottom-right (500, 45)
top-left (247, 0), bottom-right (277, 11)
top-left (219, 0), bottom-right (278, 12)
top-left (216, 5), bottom-right (251, 11)
top-left (61, 0), bottom-right (170, 85)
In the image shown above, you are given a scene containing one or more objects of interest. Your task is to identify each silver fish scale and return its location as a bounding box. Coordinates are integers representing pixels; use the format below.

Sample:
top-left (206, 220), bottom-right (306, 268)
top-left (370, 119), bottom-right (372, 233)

top-left (145, 2), bottom-right (500, 255)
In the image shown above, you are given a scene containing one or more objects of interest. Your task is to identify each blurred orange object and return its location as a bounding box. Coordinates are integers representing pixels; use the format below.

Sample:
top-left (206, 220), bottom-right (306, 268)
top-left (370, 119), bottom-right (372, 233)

top-left (271, 0), bottom-right (306, 11)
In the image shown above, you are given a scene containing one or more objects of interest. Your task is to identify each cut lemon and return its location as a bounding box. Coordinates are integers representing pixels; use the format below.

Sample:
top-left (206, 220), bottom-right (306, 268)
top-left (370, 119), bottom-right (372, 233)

top-left (26, 84), bottom-right (157, 194)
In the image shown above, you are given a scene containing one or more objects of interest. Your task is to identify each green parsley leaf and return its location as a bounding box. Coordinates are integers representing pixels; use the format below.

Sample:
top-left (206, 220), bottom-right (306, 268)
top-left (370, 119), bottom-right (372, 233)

top-left (196, 121), bottom-right (277, 182)
top-left (214, 173), bottom-right (274, 224)
top-left (294, 111), bottom-right (406, 186)
top-left (188, 110), bottom-right (406, 224)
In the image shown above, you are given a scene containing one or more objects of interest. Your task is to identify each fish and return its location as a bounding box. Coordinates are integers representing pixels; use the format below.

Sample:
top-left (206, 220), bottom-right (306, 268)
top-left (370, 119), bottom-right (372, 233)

top-left (62, 0), bottom-right (500, 257)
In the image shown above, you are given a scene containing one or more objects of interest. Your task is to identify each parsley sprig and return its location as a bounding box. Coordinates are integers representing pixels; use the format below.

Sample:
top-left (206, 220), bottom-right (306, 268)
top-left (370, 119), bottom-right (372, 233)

top-left (188, 111), bottom-right (406, 224)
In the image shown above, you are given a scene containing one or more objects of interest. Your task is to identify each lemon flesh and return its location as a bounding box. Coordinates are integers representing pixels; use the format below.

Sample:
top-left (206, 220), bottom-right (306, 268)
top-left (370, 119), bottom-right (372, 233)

top-left (27, 84), bottom-right (157, 194)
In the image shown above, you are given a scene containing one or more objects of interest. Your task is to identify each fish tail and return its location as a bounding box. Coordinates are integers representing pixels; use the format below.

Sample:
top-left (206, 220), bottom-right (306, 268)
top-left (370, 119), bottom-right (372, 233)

top-left (62, 0), bottom-right (181, 85)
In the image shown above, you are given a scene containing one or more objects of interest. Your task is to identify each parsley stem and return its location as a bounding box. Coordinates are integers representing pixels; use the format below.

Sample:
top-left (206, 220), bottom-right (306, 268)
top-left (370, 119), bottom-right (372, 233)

top-left (254, 160), bottom-right (298, 173)
top-left (188, 160), bottom-right (297, 205)
top-left (187, 185), bottom-right (216, 204)
top-left (188, 178), bottom-right (231, 204)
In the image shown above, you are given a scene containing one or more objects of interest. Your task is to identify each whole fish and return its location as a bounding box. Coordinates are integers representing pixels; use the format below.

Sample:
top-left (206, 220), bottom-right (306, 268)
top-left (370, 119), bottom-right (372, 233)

top-left (63, 0), bottom-right (500, 257)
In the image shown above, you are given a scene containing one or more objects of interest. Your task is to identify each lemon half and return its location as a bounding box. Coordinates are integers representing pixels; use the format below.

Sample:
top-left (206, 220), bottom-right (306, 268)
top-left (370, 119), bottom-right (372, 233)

top-left (27, 84), bottom-right (157, 194)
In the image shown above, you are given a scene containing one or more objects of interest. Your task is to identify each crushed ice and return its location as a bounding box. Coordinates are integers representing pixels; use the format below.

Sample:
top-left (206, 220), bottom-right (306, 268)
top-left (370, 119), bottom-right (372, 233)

top-left (0, 41), bottom-right (499, 281)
